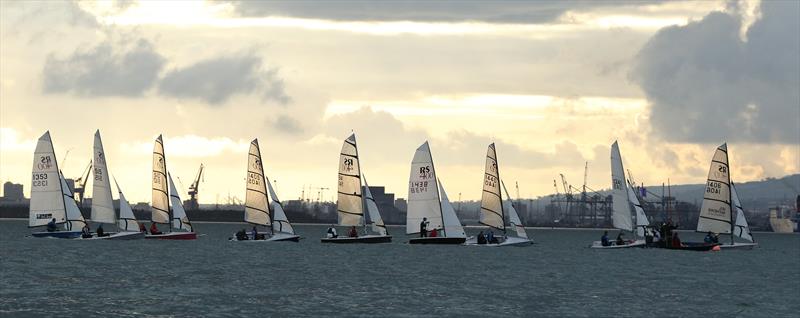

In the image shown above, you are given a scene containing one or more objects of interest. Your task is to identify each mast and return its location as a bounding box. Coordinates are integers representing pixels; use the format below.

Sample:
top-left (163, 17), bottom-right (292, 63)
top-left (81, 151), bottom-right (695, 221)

top-left (728, 145), bottom-right (734, 245)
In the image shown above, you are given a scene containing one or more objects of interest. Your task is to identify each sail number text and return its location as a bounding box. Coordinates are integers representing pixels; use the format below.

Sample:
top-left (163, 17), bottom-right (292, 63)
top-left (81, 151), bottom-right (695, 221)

top-left (32, 173), bottom-right (48, 187)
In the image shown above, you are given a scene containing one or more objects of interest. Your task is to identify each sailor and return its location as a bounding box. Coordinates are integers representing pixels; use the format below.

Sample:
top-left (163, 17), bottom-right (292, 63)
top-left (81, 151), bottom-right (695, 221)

top-left (711, 233), bottom-right (719, 244)
top-left (46, 218), bottom-right (58, 232)
top-left (704, 232), bottom-right (714, 243)
top-left (326, 225), bottom-right (338, 238)
top-left (420, 217), bottom-right (429, 237)
top-left (616, 232), bottom-right (625, 245)
top-left (601, 231), bottom-right (610, 247)
top-left (251, 226), bottom-right (259, 240)
top-left (236, 229), bottom-right (248, 241)
top-left (429, 227), bottom-right (438, 238)
top-left (672, 232), bottom-right (682, 248)
top-left (348, 226), bottom-right (358, 238)
top-left (486, 230), bottom-right (497, 244)
top-left (81, 224), bottom-right (92, 239)
top-left (645, 228), bottom-right (654, 246)
top-left (96, 224), bottom-right (105, 237)
top-left (477, 231), bottom-right (487, 244)
top-left (138, 223), bottom-right (146, 232)
top-left (149, 223), bottom-right (162, 235)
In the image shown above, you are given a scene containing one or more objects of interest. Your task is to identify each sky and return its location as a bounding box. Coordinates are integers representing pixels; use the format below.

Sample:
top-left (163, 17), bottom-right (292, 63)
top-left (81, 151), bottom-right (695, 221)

top-left (1, 0), bottom-right (798, 204)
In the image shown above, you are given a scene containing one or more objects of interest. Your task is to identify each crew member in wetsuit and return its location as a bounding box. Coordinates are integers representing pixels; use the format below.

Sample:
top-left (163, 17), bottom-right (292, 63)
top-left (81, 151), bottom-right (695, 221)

top-left (420, 217), bottom-right (429, 237)
top-left (348, 226), bottom-right (358, 238)
top-left (477, 231), bottom-right (487, 244)
top-left (46, 218), bottom-right (58, 232)
top-left (96, 225), bottom-right (105, 237)
top-left (326, 225), bottom-right (338, 238)
top-left (81, 224), bottom-right (92, 238)
top-left (616, 232), bottom-right (625, 245)
top-left (138, 223), bottom-right (146, 232)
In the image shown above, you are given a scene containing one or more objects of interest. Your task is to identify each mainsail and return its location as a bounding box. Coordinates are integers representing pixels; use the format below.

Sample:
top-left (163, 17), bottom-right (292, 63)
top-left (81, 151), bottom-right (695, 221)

top-left (91, 130), bottom-right (115, 224)
top-left (438, 180), bottom-right (466, 238)
top-left (610, 141), bottom-right (633, 232)
top-left (60, 172), bottom-right (87, 231)
top-left (363, 176), bottom-right (387, 236)
top-left (114, 178), bottom-right (140, 232)
top-left (697, 143), bottom-right (733, 234)
top-left (266, 177), bottom-right (294, 235)
top-left (168, 173), bottom-right (192, 232)
top-left (407, 141), bottom-right (443, 234)
top-left (29, 131), bottom-right (66, 227)
top-left (244, 139), bottom-right (270, 227)
top-left (337, 134), bottom-right (363, 226)
top-left (479, 143), bottom-right (504, 230)
top-left (731, 183), bottom-right (753, 242)
top-left (502, 181), bottom-right (528, 239)
top-left (151, 135), bottom-right (170, 224)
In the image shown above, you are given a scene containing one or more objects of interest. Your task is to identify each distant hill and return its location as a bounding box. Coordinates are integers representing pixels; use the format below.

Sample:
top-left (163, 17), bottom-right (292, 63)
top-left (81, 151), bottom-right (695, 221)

top-left (664, 174), bottom-right (799, 207)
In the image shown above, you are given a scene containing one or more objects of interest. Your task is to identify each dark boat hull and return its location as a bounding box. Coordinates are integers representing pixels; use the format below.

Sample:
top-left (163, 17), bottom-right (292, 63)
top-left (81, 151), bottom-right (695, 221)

top-left (408, 237), bottom-right (466, 245)
top-left (666, 242), bottom-right (719, 251)
top-left (321, 235), bottom-right (392, 243)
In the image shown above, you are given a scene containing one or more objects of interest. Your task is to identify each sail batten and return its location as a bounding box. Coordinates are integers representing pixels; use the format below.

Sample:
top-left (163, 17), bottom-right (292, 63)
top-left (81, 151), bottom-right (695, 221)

top-left (150, 135), bottom-right (170, 224)
top-left (479, 143), bottom-right (505, 230)
top-left (29, 131), bottom-right (67, 227)
top-left (91, 131), bottom-right (116, 225)
top-left (244, 139), bottom-right (270, 226)
top-left (407, 141), bottom-right (443, 234)
top-left (697, 143), bottom-right (733, 234)
top-left (337, 134), bottom-right (363, 226)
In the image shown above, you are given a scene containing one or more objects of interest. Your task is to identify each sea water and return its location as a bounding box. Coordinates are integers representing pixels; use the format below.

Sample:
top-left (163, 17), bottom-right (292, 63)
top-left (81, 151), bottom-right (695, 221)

top-left (1, 220), bottom-right (798, 317)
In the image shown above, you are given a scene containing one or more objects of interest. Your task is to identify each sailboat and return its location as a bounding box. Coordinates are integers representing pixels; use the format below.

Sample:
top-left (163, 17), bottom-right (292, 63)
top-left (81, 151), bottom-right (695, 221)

top-left (590, 141), bottom-right (647, 249)
top-left (230, 138), bottom-right (299, 242)
top-left (82, 130), bottom-right (144, 240)
top-left (465, 143), bottom-right (532, 247)
top-left (29, 131), bottom-right (83, 239)
top-left (321, 134), bottom-right (391, 243)
top-left (407, 141), bottom-right (466, 244)
top-left (145, 135), bottom-right (197, 240)
top-left (694, 143), bottom-right (757, 250)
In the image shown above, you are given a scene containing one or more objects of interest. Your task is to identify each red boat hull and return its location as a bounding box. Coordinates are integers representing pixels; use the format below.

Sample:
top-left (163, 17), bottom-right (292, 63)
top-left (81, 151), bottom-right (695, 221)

top-left (145, 232), bottom-right (197, 240)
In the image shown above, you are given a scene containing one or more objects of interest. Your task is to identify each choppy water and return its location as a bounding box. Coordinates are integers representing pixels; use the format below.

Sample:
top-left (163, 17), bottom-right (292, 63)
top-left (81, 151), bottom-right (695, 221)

top-left (1, 220), bottom-right (798, 317)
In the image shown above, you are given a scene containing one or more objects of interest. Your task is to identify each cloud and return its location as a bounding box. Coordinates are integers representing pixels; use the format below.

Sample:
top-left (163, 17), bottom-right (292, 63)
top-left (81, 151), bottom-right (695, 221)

top-left (226, 0), bottom-right (657, 24)
top-left (270, 114), bottom-right (304, 135)
top-left (630, 1), bottom-right (800, 144)
top-left (42, 38), bottom-right (165, 97)
top-left (0, 127), bottom-right (36, 152)
top-left (158, 53), bottom-right (289, 105)
top-left (121, 135), bottom-right (249, 158)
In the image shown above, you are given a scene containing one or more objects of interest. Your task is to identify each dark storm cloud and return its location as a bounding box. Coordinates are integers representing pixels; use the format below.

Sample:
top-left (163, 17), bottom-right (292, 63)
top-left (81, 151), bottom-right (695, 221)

top-left (631, 1), bottom-right (799, 144)
top-left (225, 0), bottom-right (658, 24)
top-left (42, 39), bottom-right (165, 97)
top-left (158, 53), bottom-right (290, 105)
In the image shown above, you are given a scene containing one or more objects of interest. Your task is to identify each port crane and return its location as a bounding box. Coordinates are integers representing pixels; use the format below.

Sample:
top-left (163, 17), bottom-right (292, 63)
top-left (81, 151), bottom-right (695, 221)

top-left (73, 160), bottom-right (92, 205)
top-left (185, 164), bottom-right (204, 210)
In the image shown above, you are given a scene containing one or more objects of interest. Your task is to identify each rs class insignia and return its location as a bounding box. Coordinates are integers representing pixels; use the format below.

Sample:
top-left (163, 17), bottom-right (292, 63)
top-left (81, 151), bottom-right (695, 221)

top-left (343, 158), bottom-right (353, 172)
top-left (37, 155), bottom-right (52, 170)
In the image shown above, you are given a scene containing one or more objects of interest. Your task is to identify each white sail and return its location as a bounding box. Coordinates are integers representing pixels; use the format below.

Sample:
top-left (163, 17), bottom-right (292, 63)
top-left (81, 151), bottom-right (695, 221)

top-left (438, 180), bottom-right (466, 238)
top-left (407, 141), bottom-right (443, 234)
top-left (626, 181), bottom-right (649, 237)
top-left (114, 178), bottom-right (140, 232)
top-left (479, 143), bottom-right (504, 230)
top-left (363, 176), bottom-right (387, 236)
top-left (697, 143), bottom-right (733, 234)
top-left (337, 134), bottom-right (363, 226)
top-left (29, 131), bottom-right (67, 227)
top-left (731, 183), bottom-right (753, 242)
top-left (60, 172), bottom-right (87, 231)
top-left (151, 135), bottom-right (170, 224)
top-left (502, 181), bottom-right (528, 239)
top-left (266, 177), bottom-right (294, 235)
top-left (168, 173), bottom-right (192, 232)
top-left (610, 141), bottom-right (633, 232)
top-left (90, 130), bottom-right (115, 224)
top-left (244, 139), bottom-right (270, 226)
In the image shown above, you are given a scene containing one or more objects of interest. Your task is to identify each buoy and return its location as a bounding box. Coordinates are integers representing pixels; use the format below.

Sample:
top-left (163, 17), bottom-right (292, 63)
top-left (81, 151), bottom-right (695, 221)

top-left (712, 245), bottom-right (721, 251)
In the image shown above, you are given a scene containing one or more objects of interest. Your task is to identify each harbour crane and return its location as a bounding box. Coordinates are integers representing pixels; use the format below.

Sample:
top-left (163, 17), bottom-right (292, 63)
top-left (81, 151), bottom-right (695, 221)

top-left (185, 164), bottom-right (204, 210)
top-left (73, 160), bottom-right (92, 205)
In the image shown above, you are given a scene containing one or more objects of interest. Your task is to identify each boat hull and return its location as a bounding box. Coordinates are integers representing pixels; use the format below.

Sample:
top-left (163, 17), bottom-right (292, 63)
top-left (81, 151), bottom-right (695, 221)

top-left (719, 242), bottom-right (758, 250)
top-left (230, 232), bottom-right (300, 242)
top-left (666, 242), bottom-right (719, 251)
top-left (31, 231), bottom-right (82, 239)
top-left (320, 235), bottom-right (392, 244)
top-left (590, 239), bottom-right (646, 249)
top-left (145, 232), bottom-right (197, 240)
top-left (408, 237), bottom-right (466, 244)
top-left (82, 231), bottom-right (145, 240)
top-left (465, 236), bottom-right (533, 247)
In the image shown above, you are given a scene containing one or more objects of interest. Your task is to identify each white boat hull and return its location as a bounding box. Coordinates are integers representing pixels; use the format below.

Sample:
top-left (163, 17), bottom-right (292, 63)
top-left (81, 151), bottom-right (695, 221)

top-left (230, 232), bottom-right (300, 242)
top-left (719, 242), bottom-right (758, 250)
top-left (81, 231), bottom-right (145, 240)
top-left (590, 239), bottom-right (646, 249)
top-left (464, 236), bottom-right (533, 247)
